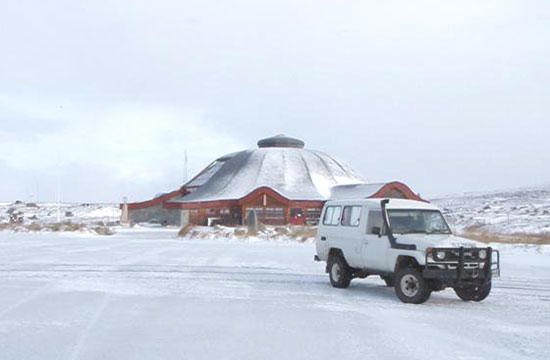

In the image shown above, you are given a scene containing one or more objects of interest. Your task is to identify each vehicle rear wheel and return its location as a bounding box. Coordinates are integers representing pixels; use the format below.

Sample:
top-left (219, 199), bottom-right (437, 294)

top-left (394, 267), bottom-right (431, 304)
top-left (381, 275), bottom-right (394, 287)
top-left (454, 282), bottom-right (492, 302)
top-left (328, 254), bottom-right (351, 289)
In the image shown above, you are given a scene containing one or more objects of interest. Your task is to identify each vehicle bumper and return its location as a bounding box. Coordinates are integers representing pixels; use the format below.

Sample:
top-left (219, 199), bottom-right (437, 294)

top-left (423, 247), bottom-right (500, 287)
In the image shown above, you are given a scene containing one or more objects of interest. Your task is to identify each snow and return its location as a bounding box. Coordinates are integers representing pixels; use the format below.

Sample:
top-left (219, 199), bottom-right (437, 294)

top-left (172, 147), bottom-right (363, 204)
top-left (0, 230), bottom-right (549, 360)
top-left (0, 202), bottom-right (120, 226)
top-left (330, 183), bottom-right (388, 200)
top-left (432, 185), bottom-right (550, 237)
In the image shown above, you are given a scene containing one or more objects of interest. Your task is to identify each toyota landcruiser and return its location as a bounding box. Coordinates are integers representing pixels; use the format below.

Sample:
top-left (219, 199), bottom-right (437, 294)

top-left (314, 198), bottom-right (500, 304)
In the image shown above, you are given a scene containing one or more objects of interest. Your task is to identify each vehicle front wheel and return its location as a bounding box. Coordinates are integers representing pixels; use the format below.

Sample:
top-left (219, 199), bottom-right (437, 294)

top-left (328, 254), bottom-right (352, 289)
top-left (394, 268), bottom-right (431, 304)
top-left (454, 282), bottom-right (492, 302)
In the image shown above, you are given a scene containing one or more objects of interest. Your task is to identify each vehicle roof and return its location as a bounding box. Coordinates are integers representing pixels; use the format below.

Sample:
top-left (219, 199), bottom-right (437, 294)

top-left (324, 198), bottom-right (440, 211)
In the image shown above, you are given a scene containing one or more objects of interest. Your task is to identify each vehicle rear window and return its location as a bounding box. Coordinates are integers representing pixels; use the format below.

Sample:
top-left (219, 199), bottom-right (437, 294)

top-left (322, 206), bottom-right (342, 226)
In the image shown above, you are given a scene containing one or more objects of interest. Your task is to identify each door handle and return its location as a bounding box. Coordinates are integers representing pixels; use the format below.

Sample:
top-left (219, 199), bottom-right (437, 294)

top-left (321, 236), bottom-right (327, 241)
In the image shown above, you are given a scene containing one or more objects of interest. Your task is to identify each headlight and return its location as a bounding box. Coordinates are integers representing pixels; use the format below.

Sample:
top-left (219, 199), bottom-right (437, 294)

top-left (478, 249), bottom-right (487, 260)
top-left (435, 251), bottom-right (447, 261)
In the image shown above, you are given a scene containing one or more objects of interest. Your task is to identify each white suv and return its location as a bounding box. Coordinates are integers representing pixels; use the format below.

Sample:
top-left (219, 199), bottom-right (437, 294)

top-left (314, 198), bottom-right (500, 304)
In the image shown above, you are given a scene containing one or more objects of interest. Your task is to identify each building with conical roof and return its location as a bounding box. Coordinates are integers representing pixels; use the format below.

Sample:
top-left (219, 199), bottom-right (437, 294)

top-left (124, 135), bottom-right (424, 226)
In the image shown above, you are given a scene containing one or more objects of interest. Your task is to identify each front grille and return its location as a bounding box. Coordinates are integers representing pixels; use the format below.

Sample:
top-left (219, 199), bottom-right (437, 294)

top-left (448, 263), bottom-right (482, 270)
top-left (446, 250), bottom-right (478, 261)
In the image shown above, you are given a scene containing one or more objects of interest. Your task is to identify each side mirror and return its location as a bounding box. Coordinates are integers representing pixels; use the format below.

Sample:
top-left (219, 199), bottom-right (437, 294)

top-left (372, 226), bottom-right (381, 237)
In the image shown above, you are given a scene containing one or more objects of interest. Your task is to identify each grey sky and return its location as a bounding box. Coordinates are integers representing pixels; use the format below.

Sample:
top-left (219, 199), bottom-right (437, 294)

top-left (1, 0), bottom-right (549, 203)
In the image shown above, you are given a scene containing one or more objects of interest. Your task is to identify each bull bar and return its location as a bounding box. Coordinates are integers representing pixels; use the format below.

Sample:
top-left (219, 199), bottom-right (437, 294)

top-left (423, 247), bottom-right (500, 287)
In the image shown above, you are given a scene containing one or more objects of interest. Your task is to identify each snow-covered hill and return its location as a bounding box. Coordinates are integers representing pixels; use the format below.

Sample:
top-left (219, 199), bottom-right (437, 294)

top-left (0, 202), bottom-right (121, 234)
top-left (432, 185), bottom-right (550, 242)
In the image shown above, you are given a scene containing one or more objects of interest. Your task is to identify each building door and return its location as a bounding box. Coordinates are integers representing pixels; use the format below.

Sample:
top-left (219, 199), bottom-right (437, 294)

top-left (180, 210), bottom-right (190, 227)
top-left (290, 208), bottom-right (305, 225)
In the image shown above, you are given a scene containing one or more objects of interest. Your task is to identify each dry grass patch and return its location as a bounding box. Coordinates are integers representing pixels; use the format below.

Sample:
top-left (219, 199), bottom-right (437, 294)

top-left (45, 222), bottom-right (87, 232)
top-left (233, 228), bottom-right (247, 238)
top-left (177, 224), bottom-right (317, 242)
top-left (0, 223), bottom-right (11, 231)
top-left (286, 226), bottom-right (317, 242)
top-left (462, 227), bottom-right (550, 245)
top-left (0, 221), bottom-right (115, 235)
top-left (178, 224), bottom-right (196, 237)
top-left (27, 223), bottom-right (43, 232)
top-left (93, 226), bottom-right (114, 236)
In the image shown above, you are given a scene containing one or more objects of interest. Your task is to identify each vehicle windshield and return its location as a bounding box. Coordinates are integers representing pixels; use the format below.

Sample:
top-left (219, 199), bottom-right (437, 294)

top-left (387, 209), bottom-right (451, 235)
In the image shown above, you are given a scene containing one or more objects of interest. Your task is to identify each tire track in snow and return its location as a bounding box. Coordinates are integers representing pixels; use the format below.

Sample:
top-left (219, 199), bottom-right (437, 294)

top-left (0, 284), bottom-right (51, 320)
top-left (68, 293), bottom-right (111, 360)
top-left (0, 268), bottom-right (326, 288)
top-left (0, 263), bottom-right (292, 272)
top-left (2, 265), bottom-right (550, 303)
top-left (2, 265), bottom-right (550, 299)
top-left (0, 264), bottom-right (319, 279)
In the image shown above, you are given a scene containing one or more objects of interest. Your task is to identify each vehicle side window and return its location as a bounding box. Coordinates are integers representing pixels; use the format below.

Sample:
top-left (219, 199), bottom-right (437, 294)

top-left (322, 207), bottom-right (334, 225)
top-left (341, 206), bottom-right (361, 227)
top-left (367, 210), bottom-right (384, 234)
top-left (322, 206), bottom-right (341, 226)
top-left (331, 207), bottom-right (342, 226)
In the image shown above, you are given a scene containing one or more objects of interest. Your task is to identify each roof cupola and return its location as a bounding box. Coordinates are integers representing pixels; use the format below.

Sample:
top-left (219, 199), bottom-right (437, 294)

top-left (257, 134), bottom-right (305, 149)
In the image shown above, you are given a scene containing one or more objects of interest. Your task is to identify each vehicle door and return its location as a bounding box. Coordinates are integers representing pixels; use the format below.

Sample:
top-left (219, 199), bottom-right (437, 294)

top-left (316, 205), bottom-right (341, 259)
top-left (361, 209), bottom-right (392, 272)
top-left (339, 205), bottom-right (363, 267)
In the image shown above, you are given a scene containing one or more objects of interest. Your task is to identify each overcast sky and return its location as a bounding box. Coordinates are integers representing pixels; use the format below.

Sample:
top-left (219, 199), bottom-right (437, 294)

top-left (1, 0), bottom-right (549, 203)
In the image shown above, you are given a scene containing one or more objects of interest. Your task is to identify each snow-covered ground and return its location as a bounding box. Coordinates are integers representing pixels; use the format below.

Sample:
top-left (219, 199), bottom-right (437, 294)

top-left (432, 185), bottom-right (550, 238)
top-left (0, 229), bottom-right (549, 360)
top-left (0, 201), bottom-right (120, 226)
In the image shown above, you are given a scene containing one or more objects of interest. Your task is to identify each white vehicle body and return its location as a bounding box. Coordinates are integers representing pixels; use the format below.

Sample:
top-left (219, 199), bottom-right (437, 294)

top-left (315, 198), bottom-right (500, 304)
top-left (316, 199), bottom-right (478, 270)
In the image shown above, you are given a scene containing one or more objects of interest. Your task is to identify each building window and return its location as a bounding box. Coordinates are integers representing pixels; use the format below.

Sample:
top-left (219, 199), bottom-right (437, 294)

top-left (290, 208), bottom-right (303, 217)
top-left (306, 208), bottom-right (322, 225)
top-left (245, 207), bottom-right (285, 225)
top-left (264, 207), bottom-right (284, 220)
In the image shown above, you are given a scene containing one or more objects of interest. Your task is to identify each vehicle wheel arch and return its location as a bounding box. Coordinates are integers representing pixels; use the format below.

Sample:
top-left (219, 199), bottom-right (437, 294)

top-left (326, 248), bottom-right (348, 272)
top-left (327, 249), bottom-right (352, 289)
top-left (394, 255), bottom-right (421, 273)
top-left (328, 248), bottom-right (343, 258)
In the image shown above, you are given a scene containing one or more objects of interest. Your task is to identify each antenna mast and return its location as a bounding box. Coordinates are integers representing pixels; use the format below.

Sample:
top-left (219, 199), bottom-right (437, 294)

top-left (183, 149), bottom-right (188, 185)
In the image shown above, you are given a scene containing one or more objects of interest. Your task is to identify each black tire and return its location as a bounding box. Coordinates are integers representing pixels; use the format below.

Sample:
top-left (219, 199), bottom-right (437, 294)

top-left (454, 282), bottom-right (492, 302)
top-left (394, 267), bottom-right (431, 304)
top-left (381, 275), bottom-right (394, 287)
top-left (328, 253), bottom-right (352, 289)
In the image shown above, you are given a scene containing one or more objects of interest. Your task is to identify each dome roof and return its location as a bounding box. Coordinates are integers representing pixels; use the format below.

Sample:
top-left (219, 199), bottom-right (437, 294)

top-left (176, 135), bottom-right (364, 203)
